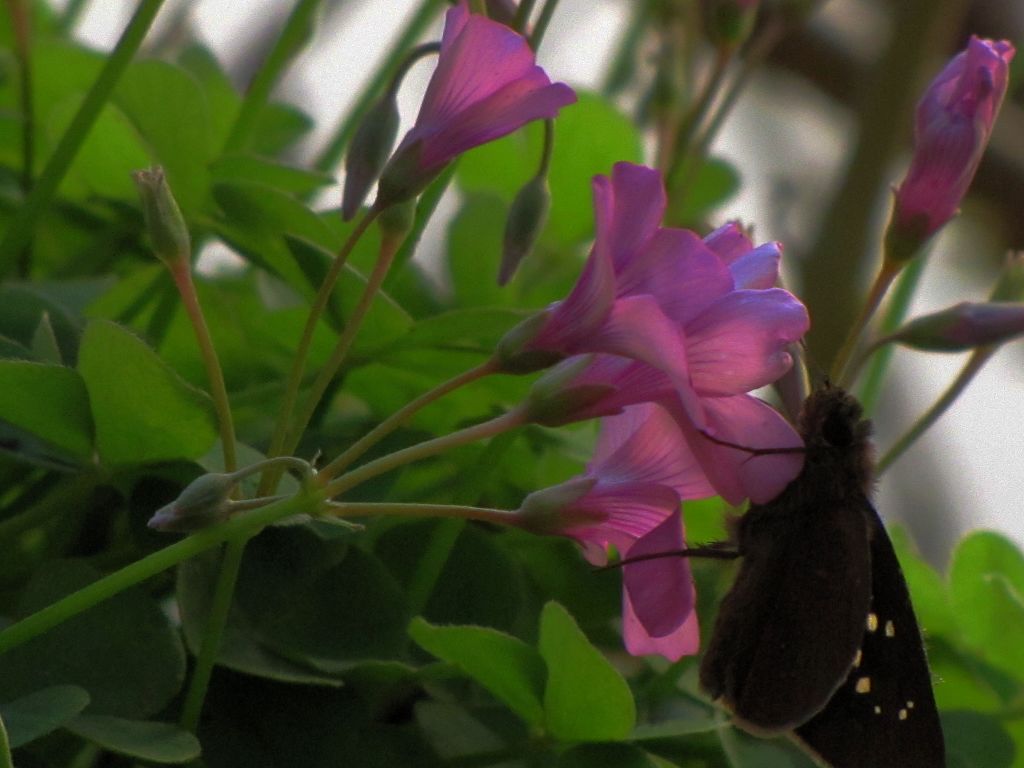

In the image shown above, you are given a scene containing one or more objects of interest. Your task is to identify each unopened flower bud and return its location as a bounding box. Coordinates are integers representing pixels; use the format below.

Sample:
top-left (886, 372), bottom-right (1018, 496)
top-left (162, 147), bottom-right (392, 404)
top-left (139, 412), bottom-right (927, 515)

top-left (886, 301), bottom-right (1024, 352)
top-left (485, 0), bottom-right (518, 25)
top-left (889, 37), bottom-right (1015, 255)
top-left (500, 175), bottom-right (550, 285)
top-left (525, 355), bottom-right (619, 425)
top-left (147, 472), bottom-right (237, 532)
top-left (515, 477), bottom-right (598, 534)
top-left (133, 167), bottom-right (191, 265)
top-left (341, 91), bottom-right (400, 221)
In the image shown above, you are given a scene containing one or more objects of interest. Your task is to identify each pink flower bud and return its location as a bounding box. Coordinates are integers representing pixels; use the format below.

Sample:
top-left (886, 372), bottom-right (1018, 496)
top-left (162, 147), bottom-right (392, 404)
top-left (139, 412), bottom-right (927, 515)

top-left (886, 301), bottom-right (1024, 352)
top-left (148, 472), bottom-right (236, 532)
top-left (892, 36), bottom-right (1015, 246)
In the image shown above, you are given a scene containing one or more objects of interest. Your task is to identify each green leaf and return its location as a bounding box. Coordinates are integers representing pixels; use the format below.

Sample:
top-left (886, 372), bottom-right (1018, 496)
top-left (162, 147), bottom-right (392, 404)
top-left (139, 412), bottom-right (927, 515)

top-left (457, 91), bottom-right (643, 248)
top-left (889, 526), bottom-right (954, 637)
top-left (0, 685), bottom-right (90, 748)
top-left (0, 361), bottom-right (93, 459)
top-left (0, 560), bottom-right (186, 718)
top-left (943, 710), bottom-right (1016, 768)
top-left (409, 618), bottom-right (546, 726)
top-left (30, 312), bottom-right (63, 364)
top-left (949, 531), bottom-right (1024, 680)
top-left (77, 320), bottom-right (217, 464)
top-left (718, 725), bottom-right (819, 767)
top-left (210, 154), bottom-right (334, 197)
top-left (114, 59), bottom-right (211, 214)
top-left (414, 701), bottom-right (506, 760)
top-left (399, 308), bottom-right (525, 352)
top-left (65, 715), bottom-right (201, 764)
top-left (669, 156), bottom-right (741, 221)
top-left (538, 601), bottom-right (635, 741)
top-left (447, 195), bottom-right (508, 308)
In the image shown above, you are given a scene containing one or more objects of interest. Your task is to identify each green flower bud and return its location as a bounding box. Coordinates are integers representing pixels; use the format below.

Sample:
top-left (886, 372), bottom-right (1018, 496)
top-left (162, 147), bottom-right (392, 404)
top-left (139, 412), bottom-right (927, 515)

top-left (524, 355), bottom-right (618, 426)
top-left (147, 472), bottom-right (237, 532)
top-left (341, 91), bottom-right (400, 221)
top-left (495, 310), bottom-right (564, 374)
top-left (133, 167), bottom-right (191, 265)
top-left (515, 477), bottom-right (598, 534)
top-left (500, 175), bottom-right (551, 285)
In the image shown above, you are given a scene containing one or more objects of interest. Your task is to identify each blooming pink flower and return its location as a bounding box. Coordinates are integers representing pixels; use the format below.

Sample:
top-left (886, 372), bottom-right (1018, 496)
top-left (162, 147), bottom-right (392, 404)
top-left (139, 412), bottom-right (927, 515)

top-left (893, 36), bottom-right (1014, 242)
top-left (517, 403), bottom-right (708, 660)
top-left (511, 163), bottom-right (808, 504)
top-left (376, 2), bottom-right (575, 208)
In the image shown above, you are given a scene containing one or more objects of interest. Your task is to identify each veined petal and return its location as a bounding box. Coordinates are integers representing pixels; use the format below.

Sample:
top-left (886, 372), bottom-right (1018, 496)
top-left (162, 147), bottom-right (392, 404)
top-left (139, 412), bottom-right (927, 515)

top-left (533, 239), bottom-right (617, 352)
top-left (417, 76), bottom-right (576, 170)
top-left (686, 288), bottom-right (809, 396)
top-left (561, 482), bottom-right (680, 556)
top-left (680, 394), bottom-right (805, 505)
top-left (617, 228), bottom-right (733, 325)
top-left (592, 404), bottom-right (715, 499)
top-left (623, 597), bottom-right (699, 661)
top-left (621, 514), bottom-right (699, 658)
top-left (419, 6), bottom-right (537, 126)
top-left (595, 163), bottom-right (667, 274)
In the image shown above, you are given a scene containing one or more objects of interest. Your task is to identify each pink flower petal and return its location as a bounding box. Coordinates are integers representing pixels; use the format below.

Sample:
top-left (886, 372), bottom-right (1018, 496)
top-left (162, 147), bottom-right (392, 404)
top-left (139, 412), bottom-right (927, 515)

top-left (728, 242), bottom-right (781, 289)
top-left (592, 404), bottom-right (714, 499)
top-left (623, 598), bottom-right (699, 661)
top-left (679, 394), bottom-right (805, 505)
top-left (595, 163), bottom-right (667, 274)
top-left (685, 288), bottom-right (809, 396)
top-left (621, 514), bottom-right (700, 659)
top-left (702, 220), bottom-right (752, 264)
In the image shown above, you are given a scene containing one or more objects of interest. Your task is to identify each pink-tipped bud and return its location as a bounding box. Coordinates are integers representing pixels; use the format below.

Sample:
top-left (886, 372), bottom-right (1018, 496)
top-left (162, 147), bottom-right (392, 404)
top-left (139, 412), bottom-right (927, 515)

top-left (886, 301), bottom-right (1024, 352)
top-left (133, 167), bottom-right (191, 265)
top-left (341, 91), bottom-right (400, 221)
top-left (500, 175), bottom-right (550, 285)
top-left (515, 477), bottom-right (599, 535)
top-left (890, 37), bottom-right (1015, 252)
top-left (495, 310), bottom-right (564, 374)
top-left (524, 355), bottom-right (619, 426)
top-left (147, 472), bottom-right (237, 532)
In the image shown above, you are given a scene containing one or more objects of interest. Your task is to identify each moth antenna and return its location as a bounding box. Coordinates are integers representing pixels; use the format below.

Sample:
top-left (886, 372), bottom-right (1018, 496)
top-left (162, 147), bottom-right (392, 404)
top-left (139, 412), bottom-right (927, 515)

top-left (597, 542), bottom-right (740, 571)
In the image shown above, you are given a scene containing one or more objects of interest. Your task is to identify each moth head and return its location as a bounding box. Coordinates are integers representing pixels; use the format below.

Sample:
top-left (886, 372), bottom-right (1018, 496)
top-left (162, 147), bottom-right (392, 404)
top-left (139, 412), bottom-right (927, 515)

top-left (800, 387), bottom-right (873, 452)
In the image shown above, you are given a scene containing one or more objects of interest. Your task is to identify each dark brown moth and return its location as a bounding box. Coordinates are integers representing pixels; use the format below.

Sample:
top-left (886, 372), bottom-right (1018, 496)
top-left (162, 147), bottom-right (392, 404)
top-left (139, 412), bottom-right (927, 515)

top-left (699, 386), bottom-right (945, 767)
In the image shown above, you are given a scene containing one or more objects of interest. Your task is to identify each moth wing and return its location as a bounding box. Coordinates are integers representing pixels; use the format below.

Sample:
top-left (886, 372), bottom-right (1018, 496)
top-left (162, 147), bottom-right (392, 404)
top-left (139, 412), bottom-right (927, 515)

top-left (794, 504), bottom-right (945, 768)
top-left (700, 498), bottom-right (872, 733)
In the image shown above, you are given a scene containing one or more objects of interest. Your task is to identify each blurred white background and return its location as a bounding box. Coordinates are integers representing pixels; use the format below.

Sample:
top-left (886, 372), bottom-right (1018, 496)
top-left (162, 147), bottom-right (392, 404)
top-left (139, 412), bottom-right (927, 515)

top-left (58, 0), bottom-right (1024, 562)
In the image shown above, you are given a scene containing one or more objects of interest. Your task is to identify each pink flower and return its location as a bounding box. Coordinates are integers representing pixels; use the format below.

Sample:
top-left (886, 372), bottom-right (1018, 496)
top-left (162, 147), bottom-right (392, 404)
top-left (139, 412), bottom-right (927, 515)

top-left (512, 163), bottom-right (808, 503)
top-left (376, 2), bottom-right (575, 208)
top-left (517, 403), bottom-right (708, 660)
top-left (893, 36), bottom-right (1014, 242)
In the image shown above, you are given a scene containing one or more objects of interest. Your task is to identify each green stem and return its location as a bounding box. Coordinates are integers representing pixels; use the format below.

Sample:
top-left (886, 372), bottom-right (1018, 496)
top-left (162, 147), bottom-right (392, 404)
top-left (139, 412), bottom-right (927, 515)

top-left (222, 0), bottom-right (323, 153)
top-left (319, 358), bottom-right (499, 481)
top-left (832, 259), bottom-right (901, 387)
top-left (529, 0), bottom-right (560, 51)
top-left (857, 255), bottom-right (928, 414)
top-left (333, 501), bottom-right (519, 526)
top-left (258, 208), bottom-right (378, 496)
top-left (0, 492), bottom-right (323, 657)
top-left (314, 0), bottom-right (446, 173)
top-left (0, 0), bottom-right (166, 278)
top-left (513, 0), bottom-right (538, 32)
top-left (282, 225), bottom-right (404, 457)
top-left (0, 713), bottom-right (12, 768)
top-left (6, 0), bottom-right (33, 277)
top-left (876, 347), bottom-right (995, 475)
top-left (325, 407), bottom-right (527, 498)
top-left (179, 535), bottom-right (249, 732)
top-left (56, 0), bottom-right (90, 33)
top-left (169, 262), bottom-right (237, 474)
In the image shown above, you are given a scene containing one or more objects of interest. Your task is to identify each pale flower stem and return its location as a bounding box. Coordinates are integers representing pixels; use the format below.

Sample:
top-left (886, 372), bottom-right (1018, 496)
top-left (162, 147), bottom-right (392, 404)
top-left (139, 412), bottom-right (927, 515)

top-left (513, 0), bottom-right (538, 32)
top-left (876, 347), bottom-right (994, 475)
top-left (318, 358), bottom-right (500, 482)
top-left (169, 261), bottom-right (237, 474)
top-left (259, 208), bottom-right (378, 496)
top-left (325, 408), bottom-right (528, 499)
top-left (529, 0), bottom-right (560, 51)
top-left (282, 227), bottom-right (405, 459)
top-left (331, 501), bottom-right (520, 526)
top-left (832, 260), bottom-right (901, 387)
